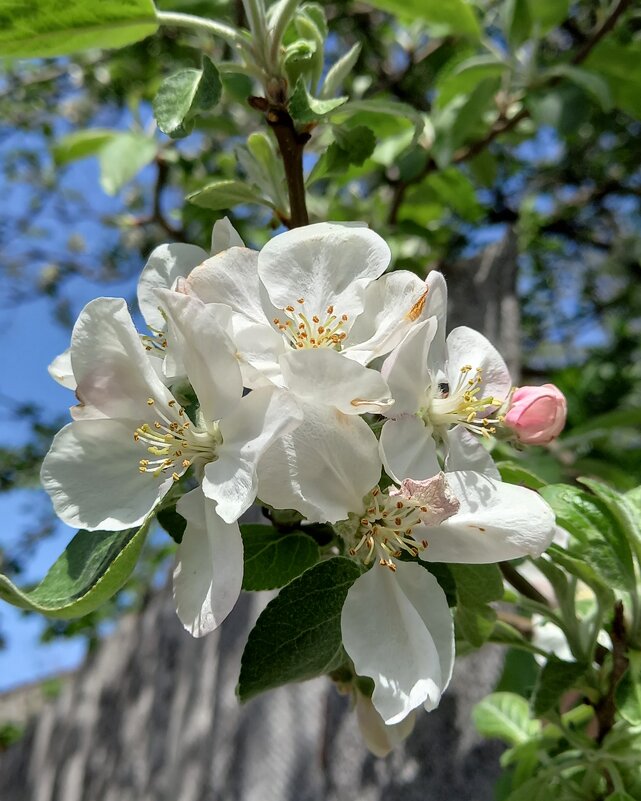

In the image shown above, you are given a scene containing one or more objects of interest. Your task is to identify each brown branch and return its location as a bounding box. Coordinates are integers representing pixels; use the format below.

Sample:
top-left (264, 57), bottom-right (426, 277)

top-left (387, 0), bottom-right (633, 225)
top-left (249, 95), bottom-right (310, 229)
top-left (594, 601), bottom-right (629, 744)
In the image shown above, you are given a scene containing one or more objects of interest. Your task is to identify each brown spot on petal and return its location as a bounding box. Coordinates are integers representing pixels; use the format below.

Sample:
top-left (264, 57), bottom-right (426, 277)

top-left (406, 287), bottom-right (429, 321)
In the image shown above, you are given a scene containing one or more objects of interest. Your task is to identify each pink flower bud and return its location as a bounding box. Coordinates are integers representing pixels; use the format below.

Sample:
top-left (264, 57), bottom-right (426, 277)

top-left (504, 384), bottom-right (567, 445)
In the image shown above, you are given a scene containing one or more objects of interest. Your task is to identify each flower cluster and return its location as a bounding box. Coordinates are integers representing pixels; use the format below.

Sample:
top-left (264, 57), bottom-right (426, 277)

top-left (43, 220), bottom-right (562, 752)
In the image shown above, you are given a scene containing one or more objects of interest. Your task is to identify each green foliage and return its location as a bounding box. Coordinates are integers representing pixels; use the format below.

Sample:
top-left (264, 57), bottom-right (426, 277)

top-left (52, 129), bottom-right (119, 166)
top-left (531, 656), bottom-right (589, 716)
top-left (187, 179), bottom-right (275, 211)
top-left (365, 0), bottom-right (481, 39)
top-left (0, 518), bottom-right (151, 618)
top-left (473, 692), bottom-right (540, 746)
top-left (0, 0), bottom-right (158, 57)
top-left (237, 557), bottom-right (361, 701)
top-left (453, 563), bottom-right (504, 648)
top-left (288, 77), bottom-right (347, 123)
top-left (240, 524), bottom-right (319, 591)
top-left (98, 133), bottom-right (158, 195)
top-left (153, 57), bottom-right (222, 139)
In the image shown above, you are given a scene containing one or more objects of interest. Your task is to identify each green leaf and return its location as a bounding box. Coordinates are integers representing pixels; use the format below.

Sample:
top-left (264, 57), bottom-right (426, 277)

top-left (153, 57), bottom-right (222, 139)
top-left (321, 42), bottom-right (361, 99)
top-left (237, 557), bottom-right (362, 701)
top-left (332, 98), bottom-right (425, 143)
top-left (451, 563), bottom-right (504, 605)
top-left (432, 78), bottom-right (498, 167)
top-left (0, 0), bottom-right (158, 58)
top-left (502, 0), bottom-right (532, 48)
top-left (456, 603), bottom-right (496, 647)
top-left (531, 656), bottom-right (588, 717)
top-left (436, 55), bottom-right (508, 108)
top-left (527, 0), bottom-right (569, 32)
top-left (156, 506), bottom-right (186, 544)
top-left (585, 40), bottom-right (641, 120)
top-left (605, 792), bottom-right (637, 801)
top-left (497, 461), bottom-right (548, 490)
top-left (288, 77), bottom-right (347, 124)
top-left (615, 650), bottom-right (641, 725)
top-left (52, 129), bottom-right (118, 166)
top-left (240, 524), bottom-right (320, 591)
top-left (472, 692), bottom-right (540, 746)
top-left (187, 179), bottom-right (276, 211)
top-left (98, 132), bottom-right (158, 195)
top-left (0, 519), bottom-right (151, 618)
top-left (546, 65), bottom-right (613, 111)
top-left (308, 125), bottom-right (376, 184)
top-left (364, 0), bottom-right (481, 39)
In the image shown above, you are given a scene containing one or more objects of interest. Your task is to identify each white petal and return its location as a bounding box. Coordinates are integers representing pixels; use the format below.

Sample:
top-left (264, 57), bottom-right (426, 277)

top-left (210, 216), bottom-right (244, 254)
top-left (41, 420), bottom-right (169, 531)
top-left (138, 243), bottom-right (208, 331)
top-left (230, 313), bottom-right (286, 389)
top-left (280, 348), bottom-right (392, 415)
top-left (445, 327), bottom-right (512, 403)
top-left (341, 561), bottom-right (454, 725)
top-left (257, 403), bottom-right (381, 523)
top-left (203, 388), bottom-right (302, 523)
top-left (158, 291), bottom-right (242, 423)
top-left (48, 348), bottom-right (76, 391)
top-left (186, 247), bottom-right (272, 325)
top-left (381, 318), bottom-right (436, 416)
top-left (346, 271), bottom-right (432, 365)
top-left (420, 470), bottom-right (555, 563)
top-left (379, 416), bottom-right (439, 483)
top-left (423, 271), bottom-right (448, 371)
top-left (258, 222), bottom-right (390, 326)
top-left (444, 426), bottom-right (500, 479)
top-left (355, 693), bottom-right (415, 757)
top-left (71, 297), bottom-right (173, 420)
top-left (173, 487), bottom-right (243, 637)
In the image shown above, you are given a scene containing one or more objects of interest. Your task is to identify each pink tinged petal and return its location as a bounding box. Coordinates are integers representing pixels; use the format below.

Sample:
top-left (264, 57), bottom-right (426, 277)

top-left (158, 291), bottom-right (242, 423)
top-left (444, 426), bottom-right (500, 479)
top-left (445, 327), bottom-right (512, 404)
top-left (381, 318), bottom-right (436, 417)
top-left (419, 470), bottom-right (556, 564)
top-left (186, 247), bottom-right (273, 325)
top-left (279, 348), bottom-right (392, 415)
top-left (71, 297), bottom-right (174, 420)
top-left (41, 420), bottom-right (171, 531)
top-left (395, 473), bottom-right (460, 525)
top-left (173, 487), bottom-right (243, 637)
top-left (504, 384), bottom-right (567, 445)
top-left (258, 222), bottom-right (391, 327)
top-left (138, 243), bottom-right (208, 331)
top-left (345, 271), bottom-right (433, 365)
top-left (48, 348), bottom-right (76, 391)
top-left (210, 216), bottom-right (244, 254)
top-left (379, 416), bottom-right (440, 484)
top-left (257, 403), bottom-right (382, 523)
top-left (203, 388), bottom-right (303, 523)
top-left (341, 561), bottom-right (454, 725)
top-left (355, 693), bottom-right (416, 757)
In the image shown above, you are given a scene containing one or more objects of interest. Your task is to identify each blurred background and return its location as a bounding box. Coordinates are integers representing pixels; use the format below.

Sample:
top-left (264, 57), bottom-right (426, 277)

top-left (1, 0), bottom-right (640, 790)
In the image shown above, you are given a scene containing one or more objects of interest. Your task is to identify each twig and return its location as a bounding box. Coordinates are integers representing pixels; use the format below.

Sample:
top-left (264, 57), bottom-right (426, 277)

top-left (594, 600), bottom-right (629, 744)
top-left (500, 562), bottom-right (551, 607)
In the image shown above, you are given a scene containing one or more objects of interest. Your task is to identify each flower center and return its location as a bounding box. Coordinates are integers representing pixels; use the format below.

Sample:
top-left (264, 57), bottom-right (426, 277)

top-left (422, 365), bottom-right (501, 437)
top-left (134, 398), bottom-right (221, 482)
top-left (273, 298), bottom-right (349, 350)
top-left (346, 487), bottom-right (430, 571)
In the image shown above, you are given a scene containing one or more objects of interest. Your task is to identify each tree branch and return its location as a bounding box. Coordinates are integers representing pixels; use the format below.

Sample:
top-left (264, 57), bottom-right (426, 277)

top-left (387, 0), bottom-right (633, 224)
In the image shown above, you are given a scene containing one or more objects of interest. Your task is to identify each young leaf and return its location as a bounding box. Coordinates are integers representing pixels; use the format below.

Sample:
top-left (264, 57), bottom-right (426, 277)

top-left (156, 506), bottom-right (187, 544)
top-left (240, 524), bottom-right (319, 591)
top-left (0, 519), bottom-right (151, 619)
top-left (187, 180), bottom-right (276, 211)
top-left (153, 58), bottom-right (223, 139)
top-left (0, 0), bottom-right (158, 58)
top-left (497, 461), bottom-right (548, 491)
top-left (615, 651), bottom-right (641, 725)
top-left (456, 603), bottom-right (497, 647)
top-left (472, 692), bottom-right (540, 746)
top-left (237, 557), bottom-right (362, 701)
top-left (320, 42), bottom-right (361, 99)
top-left (288, 77), bottom-right (347, 124)
top-left (531, 656), bottom-right (588, 717)
top-left (98, 132), bottom-right (158, 195)
top-left (451, 563), bottom-right (504, 606)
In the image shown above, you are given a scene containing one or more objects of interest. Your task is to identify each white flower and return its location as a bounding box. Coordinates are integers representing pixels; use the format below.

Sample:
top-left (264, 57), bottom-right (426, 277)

top-left (185, 221), bottom-right (430, 391)
top-left (47, 348), bottom-right (76, 391)
top-left (379, 272), bottom-right (512, 482)
top-left (354, 691), bottom-right (416, 757)
top-left (41, 293), bottom-right (301, 531)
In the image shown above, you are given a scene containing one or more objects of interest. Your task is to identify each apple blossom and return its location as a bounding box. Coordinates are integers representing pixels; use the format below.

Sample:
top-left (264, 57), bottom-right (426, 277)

top-left (504, 384), bottom-right (567, 445)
